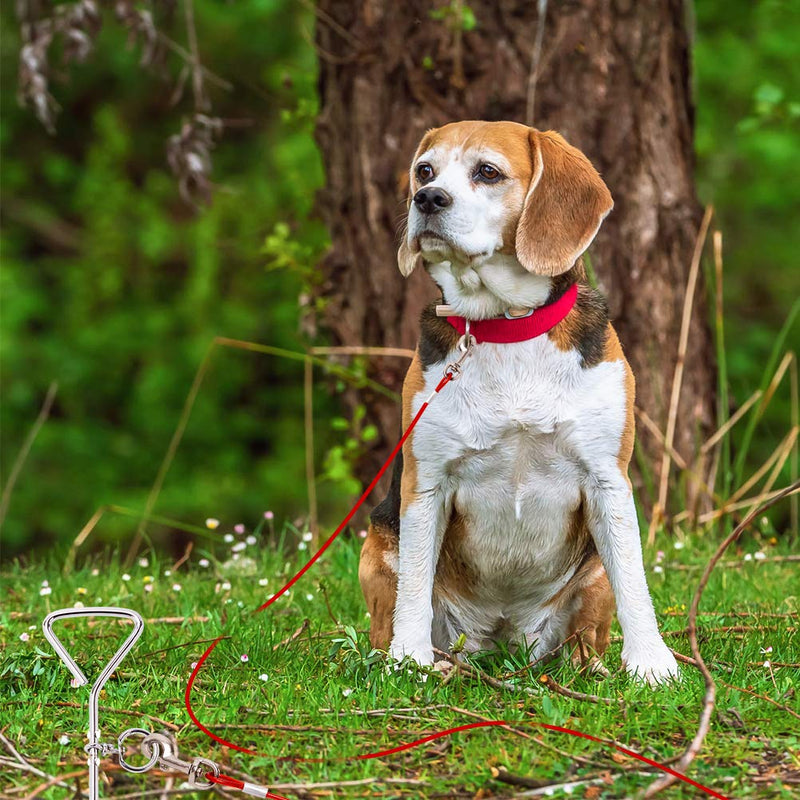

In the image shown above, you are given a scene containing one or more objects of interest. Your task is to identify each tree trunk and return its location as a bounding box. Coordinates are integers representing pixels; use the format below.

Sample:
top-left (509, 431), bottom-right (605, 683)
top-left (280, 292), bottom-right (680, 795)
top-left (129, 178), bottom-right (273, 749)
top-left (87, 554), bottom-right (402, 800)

top-left (314, 0), bottom-right (715, 520)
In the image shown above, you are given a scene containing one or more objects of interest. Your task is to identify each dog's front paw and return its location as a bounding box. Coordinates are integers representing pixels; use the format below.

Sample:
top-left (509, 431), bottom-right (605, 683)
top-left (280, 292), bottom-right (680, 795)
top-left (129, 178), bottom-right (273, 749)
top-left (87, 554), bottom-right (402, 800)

top-left (389, 638), bottom-right (434, 668)
top-left (623, 644), bottom-right (680, 687)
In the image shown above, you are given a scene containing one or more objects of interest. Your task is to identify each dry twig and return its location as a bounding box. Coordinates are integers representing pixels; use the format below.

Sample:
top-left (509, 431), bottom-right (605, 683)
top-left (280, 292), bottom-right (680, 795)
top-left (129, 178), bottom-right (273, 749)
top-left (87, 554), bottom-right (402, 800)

top-left (643, 479), bottom-right (799, 798)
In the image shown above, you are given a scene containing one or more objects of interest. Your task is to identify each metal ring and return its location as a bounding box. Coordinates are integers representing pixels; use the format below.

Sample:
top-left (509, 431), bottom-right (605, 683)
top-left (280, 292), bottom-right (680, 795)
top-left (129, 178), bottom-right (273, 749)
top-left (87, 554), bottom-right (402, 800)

top-left (117, 728), bottom-right (159, 774)
top-left (189, 757), bottom-right (220, 789)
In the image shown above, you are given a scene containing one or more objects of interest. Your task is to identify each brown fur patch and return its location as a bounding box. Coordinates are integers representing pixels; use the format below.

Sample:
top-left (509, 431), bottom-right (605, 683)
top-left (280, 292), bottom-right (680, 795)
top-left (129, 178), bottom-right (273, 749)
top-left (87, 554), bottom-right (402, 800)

top-left (434, 510), bottom-right (477, 603)
top-left (399, 354), bottom-right (426, 516)
top-left (358, 522), bottom-right (399, 649)
top-left (516, 130), bottom-right (613, 276)
top-left (566, 563), bottom-right (614, 667)
top-left (603, 326), bottom-right (636, 482)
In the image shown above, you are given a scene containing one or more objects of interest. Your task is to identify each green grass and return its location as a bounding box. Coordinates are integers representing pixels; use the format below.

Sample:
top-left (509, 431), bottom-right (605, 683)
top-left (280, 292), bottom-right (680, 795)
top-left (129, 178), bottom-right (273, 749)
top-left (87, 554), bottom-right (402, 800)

top-left (1, 520), bottom-right (798, 799)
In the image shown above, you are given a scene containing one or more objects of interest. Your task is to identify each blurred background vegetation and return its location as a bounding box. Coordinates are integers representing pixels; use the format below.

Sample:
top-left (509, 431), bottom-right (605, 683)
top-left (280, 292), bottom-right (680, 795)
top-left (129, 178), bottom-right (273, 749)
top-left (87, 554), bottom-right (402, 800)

top-left (1, 0), bottom-right (798, 558)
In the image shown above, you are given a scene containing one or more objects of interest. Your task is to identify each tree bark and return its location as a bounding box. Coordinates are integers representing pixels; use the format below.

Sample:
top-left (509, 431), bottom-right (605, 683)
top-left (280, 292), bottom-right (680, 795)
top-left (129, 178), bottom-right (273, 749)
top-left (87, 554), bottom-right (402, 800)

top-left (314, 0), bottom-right (715, 519)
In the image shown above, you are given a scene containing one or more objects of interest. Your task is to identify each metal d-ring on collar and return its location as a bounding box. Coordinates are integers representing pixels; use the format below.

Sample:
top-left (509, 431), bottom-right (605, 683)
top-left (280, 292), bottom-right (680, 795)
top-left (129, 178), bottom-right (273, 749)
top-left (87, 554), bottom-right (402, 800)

top-left (444, 318), bottom-right (476, 381)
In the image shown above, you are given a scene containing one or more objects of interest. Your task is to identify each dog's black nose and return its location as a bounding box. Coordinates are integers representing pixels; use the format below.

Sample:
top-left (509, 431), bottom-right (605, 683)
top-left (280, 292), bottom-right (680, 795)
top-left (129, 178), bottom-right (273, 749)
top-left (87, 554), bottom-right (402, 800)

top-left (413, 187), bottom-right (452, 215)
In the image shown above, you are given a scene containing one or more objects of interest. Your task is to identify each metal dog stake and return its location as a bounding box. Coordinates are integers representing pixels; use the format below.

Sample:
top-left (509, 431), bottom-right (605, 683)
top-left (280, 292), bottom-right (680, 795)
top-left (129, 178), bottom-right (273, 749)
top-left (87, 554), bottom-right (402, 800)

top-left (42, 607), bottom-right (271, 798)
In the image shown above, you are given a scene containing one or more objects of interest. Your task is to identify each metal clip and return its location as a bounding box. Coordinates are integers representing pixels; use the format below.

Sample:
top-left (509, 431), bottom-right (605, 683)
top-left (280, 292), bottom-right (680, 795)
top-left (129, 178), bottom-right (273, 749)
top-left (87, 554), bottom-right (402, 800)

top-left (43, 607), bottom-right (145, 800)
top-left (443, 319), bottom-right (476, 381)
top-left (138, 731), bottom-right (220, 788)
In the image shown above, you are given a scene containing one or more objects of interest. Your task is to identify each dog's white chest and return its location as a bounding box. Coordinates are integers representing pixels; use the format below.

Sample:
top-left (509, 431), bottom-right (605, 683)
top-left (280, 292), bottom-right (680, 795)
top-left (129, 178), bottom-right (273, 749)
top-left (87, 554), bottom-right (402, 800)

top-left (410, 336), bottom-right (627, 586)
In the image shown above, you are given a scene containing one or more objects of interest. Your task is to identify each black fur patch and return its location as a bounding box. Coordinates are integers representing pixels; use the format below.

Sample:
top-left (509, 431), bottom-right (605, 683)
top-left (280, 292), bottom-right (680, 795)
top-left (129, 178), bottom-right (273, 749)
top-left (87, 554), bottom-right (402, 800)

top-left (569, 285), bottom-right (609, 368)
top-left (369, 443), bottom-right (402, 536)
top-left (418, 303), bottom-right (461, 368)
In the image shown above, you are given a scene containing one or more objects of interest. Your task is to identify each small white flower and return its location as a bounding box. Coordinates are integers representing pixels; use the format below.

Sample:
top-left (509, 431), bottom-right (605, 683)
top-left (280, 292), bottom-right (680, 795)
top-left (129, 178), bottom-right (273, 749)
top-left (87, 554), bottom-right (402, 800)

top-left (40, 586), bottom-right (52, 596)
top-left (744, 553), bottom-right (753, 562)
top-left (306, 593), bottom-right (314, 601)
top-left (358, 529), bottom-right (368, 539)
top-left (224, 534), bottom-right (234, 544)
top-left (41, 580), bottom-right (49, 587)
top-left (237, 601), bottom-right (244, 607)
top-left (225, 598), bottom-right (232, 604)
top-left (138, 557), bottom-right (149, 568)
top-left (656, 550), bottom-right (665, 563)
top-left (246, 535), bottom-right (257, 546)
top-left (122, 574), bottom-right (131, 582)
top-left (302, 532), bottom-right (313, 542)
top-left (19, 633), bottom-right (30, 642)
top-left (673, 541), bottom-right (684, 550)
top-left (365, 611), bottom-right (371, 619)
top-left (144, 584), bottom-right (153, 593)
top-left (191, 662), bottom-right (198, 670)
top-left (172, 583), bottom-right (182, 592)
top-left (298, 541), bottom-right (307, 551)
top-left (235, 524), bottom-right (246, 534)
top-left (653, 565), bottom-right (664, 574)
top-left (206, 518), bottom-right (220, 530)
top-left (763, 660), bottom-right (771, 668)
top-left (231, 542), bottom-right (247, 553)
top-left (264, 511), bottom-right (274, 520)
top-left (28, 625), bottom-right (36, 630)
top-left (259, 673), bottom-right (269, 682)
top-left (73, 601), bottom-right (85, 609)
top-left (70, 678), bottom-right (81, 688)
top-left (91, 568), bottom-right (99, 576)
top-left (258, 578), bottom-right (269, 587)
top-left (164, 569), bottom-right (172, 577)
top-left (58, 735), bottom-right (69, 746)
top-left (198, 558), bottom-right (210, 568)
top-left (760, 646), bottom-right (773, 654)
top-left (240, 654), bottom-right (249, 663)
top-left (754, 551), bottom-right (767, 561)
top-left (342, 688), bottom-right (353, 697)
top-left (221, 581), bottom-right (231, 591)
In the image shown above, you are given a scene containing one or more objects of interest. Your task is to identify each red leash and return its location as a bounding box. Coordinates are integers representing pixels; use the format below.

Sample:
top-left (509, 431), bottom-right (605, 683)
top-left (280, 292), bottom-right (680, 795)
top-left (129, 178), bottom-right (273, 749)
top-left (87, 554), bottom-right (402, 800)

top-left (185, 364), bottom-right (728, 799)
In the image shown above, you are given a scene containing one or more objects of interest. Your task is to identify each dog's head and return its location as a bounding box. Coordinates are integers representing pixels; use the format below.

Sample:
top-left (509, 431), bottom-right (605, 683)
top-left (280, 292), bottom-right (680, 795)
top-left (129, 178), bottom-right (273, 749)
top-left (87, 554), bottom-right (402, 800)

top-left (398, 121), bottom-right (613, 282)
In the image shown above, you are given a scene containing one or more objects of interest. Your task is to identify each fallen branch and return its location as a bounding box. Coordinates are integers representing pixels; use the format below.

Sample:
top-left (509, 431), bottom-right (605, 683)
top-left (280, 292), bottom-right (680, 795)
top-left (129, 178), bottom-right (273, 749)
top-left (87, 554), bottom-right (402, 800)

top-left (644, 479), bottom-right (799, 798)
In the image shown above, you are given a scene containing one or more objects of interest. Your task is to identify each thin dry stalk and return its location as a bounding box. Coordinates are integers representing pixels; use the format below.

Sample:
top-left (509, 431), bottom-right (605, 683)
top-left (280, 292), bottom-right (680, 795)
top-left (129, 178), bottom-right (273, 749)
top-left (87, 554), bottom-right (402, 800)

top-left (525, 0), bottom-right (549, 126)
top-left (310, 345), bottom-right (415, 359)
top-left (689, 483), bottom-right (797, 525)
top-left (304, 358), bottom-right (319, 545)
top-left (125, 340), bottom-right (216, 566)
top-left (635, 406), bottom-right (718, 503)
top-left (732, 426), bottom-right (798, 502)
top-left (0, 381), bottom-right (58, 528)
top-left (741, 427), bottom-right (798, 520)
top-left (650, 205), bottom-right (714, 543)
top-left (643, 480), bottom-right (799, 798)
top-left (700, 390), bottom-right (762, 455)
top-left (761, 351), bottom-right (794, 413)
top-left (170, 541), bottom-right (194, 572)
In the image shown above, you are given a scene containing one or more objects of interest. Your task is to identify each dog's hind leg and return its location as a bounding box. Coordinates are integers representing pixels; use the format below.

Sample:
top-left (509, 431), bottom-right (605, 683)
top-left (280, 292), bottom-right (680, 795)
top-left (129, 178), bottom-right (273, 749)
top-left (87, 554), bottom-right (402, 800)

top-left (358, 523), bottom-right (398, 649)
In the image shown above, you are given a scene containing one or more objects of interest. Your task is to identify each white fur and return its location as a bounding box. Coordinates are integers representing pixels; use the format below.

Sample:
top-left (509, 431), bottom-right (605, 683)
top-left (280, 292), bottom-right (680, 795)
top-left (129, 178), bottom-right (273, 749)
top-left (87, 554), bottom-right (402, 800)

top-left (392, 137), bottom-right (677, 686)
top-left (390, 333), bottom-right (678, 685)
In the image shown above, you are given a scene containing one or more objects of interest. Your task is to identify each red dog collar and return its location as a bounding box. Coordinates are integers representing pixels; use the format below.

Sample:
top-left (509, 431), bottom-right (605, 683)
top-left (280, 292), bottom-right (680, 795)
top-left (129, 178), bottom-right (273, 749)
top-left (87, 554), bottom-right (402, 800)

top-left (447, 283), bottom-right (578, 344)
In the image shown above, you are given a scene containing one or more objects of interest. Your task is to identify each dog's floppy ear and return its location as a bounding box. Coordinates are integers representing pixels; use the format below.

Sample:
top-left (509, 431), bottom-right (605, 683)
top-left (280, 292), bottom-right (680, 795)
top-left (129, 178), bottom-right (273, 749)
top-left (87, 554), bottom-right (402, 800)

top-left (397, 235), bottom-right (421, 278)
top-left (397, 128), bottom-right (438, 277)
top-left (515, 130), bottom-right (613, 276)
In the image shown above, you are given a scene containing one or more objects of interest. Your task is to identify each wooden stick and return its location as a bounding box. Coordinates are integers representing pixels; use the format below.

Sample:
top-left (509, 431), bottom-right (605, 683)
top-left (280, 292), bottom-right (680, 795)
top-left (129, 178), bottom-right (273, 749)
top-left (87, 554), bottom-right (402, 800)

top-left (650, 205), bottom-right (714, 543)
top-left (643, 480), bottom-right (799, 797)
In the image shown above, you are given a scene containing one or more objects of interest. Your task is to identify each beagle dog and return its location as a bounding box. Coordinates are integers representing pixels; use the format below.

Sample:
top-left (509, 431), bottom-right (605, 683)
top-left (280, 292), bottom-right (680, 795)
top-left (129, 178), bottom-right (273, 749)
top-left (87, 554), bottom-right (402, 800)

top-left (359, 121), bottom-right (679, 685)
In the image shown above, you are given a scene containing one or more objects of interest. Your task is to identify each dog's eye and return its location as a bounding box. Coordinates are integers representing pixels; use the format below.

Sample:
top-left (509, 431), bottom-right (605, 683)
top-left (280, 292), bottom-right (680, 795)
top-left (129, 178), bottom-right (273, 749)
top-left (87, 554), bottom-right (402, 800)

top-left (416, 163), bottom-right (434, 183)
top-left (476, 163), bottom-right (502, 182)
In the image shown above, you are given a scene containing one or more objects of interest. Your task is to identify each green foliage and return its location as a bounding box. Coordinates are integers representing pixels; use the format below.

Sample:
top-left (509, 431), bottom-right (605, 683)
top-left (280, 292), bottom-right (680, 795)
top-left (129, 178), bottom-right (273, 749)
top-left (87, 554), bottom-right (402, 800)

top-left (0, 1), bottom-right (331, 556)
top-left (694, 0), bottom-right (800, 478)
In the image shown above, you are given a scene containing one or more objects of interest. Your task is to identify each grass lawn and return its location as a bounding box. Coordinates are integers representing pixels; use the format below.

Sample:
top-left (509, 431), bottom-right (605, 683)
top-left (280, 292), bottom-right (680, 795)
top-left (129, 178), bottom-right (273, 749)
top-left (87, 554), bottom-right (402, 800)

top-left (1, 520), bottom-right (798, 799)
